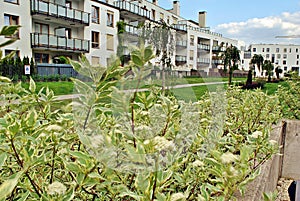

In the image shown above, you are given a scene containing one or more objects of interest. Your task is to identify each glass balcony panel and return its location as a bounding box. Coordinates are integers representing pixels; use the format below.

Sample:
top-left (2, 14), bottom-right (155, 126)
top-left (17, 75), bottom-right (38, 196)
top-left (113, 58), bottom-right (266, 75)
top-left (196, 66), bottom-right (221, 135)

top-left (49, 35), bottom-right (57, 46)
top-left (67, 8), bottom-right (73, 19)
top-left (40, 34), bottom-right (48, 45)
top-left (58, 6), bottom-right (65, 17)
top-left (38, 1), bottom-right (48, 13)
top-left (82, 13), bottom-right (89, 24)
top-left (74, 10), bottom-right (82, 21)
top-left (58, 37), bottom-right (66, 47)
top-left (74, 39), bottom-right (81, 49)
top-left (83, 41), bottom-right (88, 50)
top-left (49, 3), bottom-right (57, 15)
top-left (67, 39), bottom-right (74, 49)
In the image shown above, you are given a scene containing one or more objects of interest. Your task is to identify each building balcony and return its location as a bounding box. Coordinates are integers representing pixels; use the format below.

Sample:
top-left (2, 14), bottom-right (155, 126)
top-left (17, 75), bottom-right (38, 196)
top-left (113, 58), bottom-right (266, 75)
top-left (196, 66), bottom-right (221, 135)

top-left (175, 55), bottom-right (187, 65)
top-left (125, 24), bottom-right (139, 36)
top-left (114, 1), bottom-right (151, 20)
top-left (176, 41), bottom-right (187, 47)
top-left (197, 58), bottom-right (210, 64)
top-left (197, 44), bottom-right (210, 51)
top-left (212, 46), bottom-right (226, 52)
top-left (31, 33), bottom-right (89, 53)
top-left (30, 0), bottom-right (90, 26)
top-left (212, 59), bottom-right (223, 64)
top-left (172, 24), bottom-right (187, 32)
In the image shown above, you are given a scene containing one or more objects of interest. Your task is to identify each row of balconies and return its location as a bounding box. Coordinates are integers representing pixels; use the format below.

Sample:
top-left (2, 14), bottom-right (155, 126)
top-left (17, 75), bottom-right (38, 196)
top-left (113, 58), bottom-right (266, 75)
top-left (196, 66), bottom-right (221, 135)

top-left (175, 56), bottom-right (221, 64)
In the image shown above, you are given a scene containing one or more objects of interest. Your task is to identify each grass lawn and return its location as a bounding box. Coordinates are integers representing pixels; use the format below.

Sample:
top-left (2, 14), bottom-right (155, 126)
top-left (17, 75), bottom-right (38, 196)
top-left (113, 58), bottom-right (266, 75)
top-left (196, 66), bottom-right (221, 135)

top-left (22, 81), bottom-right (74, 95)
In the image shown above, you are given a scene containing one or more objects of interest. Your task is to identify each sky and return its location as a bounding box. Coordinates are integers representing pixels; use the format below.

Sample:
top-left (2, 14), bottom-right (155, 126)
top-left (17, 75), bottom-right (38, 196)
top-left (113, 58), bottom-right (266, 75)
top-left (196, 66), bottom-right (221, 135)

top-left (158, 0), bottom-right (300, 46)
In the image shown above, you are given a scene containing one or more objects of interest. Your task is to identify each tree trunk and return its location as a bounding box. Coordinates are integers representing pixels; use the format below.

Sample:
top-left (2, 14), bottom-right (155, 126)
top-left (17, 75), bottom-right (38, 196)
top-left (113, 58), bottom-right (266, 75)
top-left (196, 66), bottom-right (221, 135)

top-left (228, 70), bottom-right (233, 85)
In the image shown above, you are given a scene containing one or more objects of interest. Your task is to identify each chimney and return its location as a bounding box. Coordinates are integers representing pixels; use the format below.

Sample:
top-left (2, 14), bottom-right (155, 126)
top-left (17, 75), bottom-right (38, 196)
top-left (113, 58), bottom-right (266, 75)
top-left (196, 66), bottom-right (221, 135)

top-left (198, 11), bottom-right (206, 28)
top-left (152, 0), bottom-right (158, 5)
top-left (173, 1), bottom-right (180, 16)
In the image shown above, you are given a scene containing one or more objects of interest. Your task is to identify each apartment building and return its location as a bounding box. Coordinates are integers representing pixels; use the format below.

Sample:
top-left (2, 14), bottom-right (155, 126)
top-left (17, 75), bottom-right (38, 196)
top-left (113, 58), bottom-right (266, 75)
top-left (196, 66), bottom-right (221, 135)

top-left (0, 0), bottom-right (238, 76)
top-left (241, 44), bottom-right (300, 76)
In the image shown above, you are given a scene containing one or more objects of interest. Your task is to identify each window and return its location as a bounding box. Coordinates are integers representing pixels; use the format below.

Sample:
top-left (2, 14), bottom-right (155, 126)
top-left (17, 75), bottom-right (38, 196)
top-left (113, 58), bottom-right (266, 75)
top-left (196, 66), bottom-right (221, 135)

top-left (91, 31), bottom-right (99, 48)
top-left (252, 48), bottom-right (256, 52)
top-left (262, 48), bottom-right (264, 52)
top-left (276, 48), bottom-right (280, 53)
top-left (283, 60), bottom-right (287, 65)
top-left (65, 28), bottom-right (71, 39)
top-left (167, 16), bottom-right (170, 24)
top-left (5, 49), bottom-right (19, 58)
top-left (91, 56), bottom-right (100, 65)
top-left (284, 66), bottom-right (287, 71)
top-left (296, 48), bottom-right (298, 53)
top-left (160, 12), bottom-right (164, 21)
top-left (297, 55), bottom-right (299, 59)
top-left (190, 35), bottom-right (194, 46)
top-left (107, 11), bottom-right (114, 27)
top-left (35, 23), bottom-right (49, 34)
top-left (297, 61), bottom-right (299, 65)
top-left (266, 48), bottom-right (270, 52)
top-left (151, 9), bottom-right (155, 20)
top-left (66, 1), bottom-right (72, 8)
top-left (266, 54), bottom-right (270, 59)
top-left (106, 34), bottom-right (114, 50)
top-left (4, 0), bottom-right (18, 4)
top-left (284, 48), bottom-right (287, 53)
top-left (92, 6), bottom-right (99, 24)
top-left (283, 54), bottom-right (287, 59)
top-left (34, 53), bottom-right (49, 63)
top-left (189, 50), bottom-right (194, 60)
top-left (290, 48), bottom-right (292, 53)
top-left (4, 14), bottom-right (19, 38)
top-left (172, 16), bottom-right (178, 24)
top-left (277, 54), bottom-right (281, 59)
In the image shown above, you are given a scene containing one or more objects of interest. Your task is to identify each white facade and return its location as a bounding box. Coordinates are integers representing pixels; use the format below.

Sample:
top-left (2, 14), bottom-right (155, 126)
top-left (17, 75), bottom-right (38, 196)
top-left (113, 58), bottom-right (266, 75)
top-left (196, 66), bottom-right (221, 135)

top-left (0, 0), bottom-right (238, 76)
top-left (242, 44), bottom-right (300, 76)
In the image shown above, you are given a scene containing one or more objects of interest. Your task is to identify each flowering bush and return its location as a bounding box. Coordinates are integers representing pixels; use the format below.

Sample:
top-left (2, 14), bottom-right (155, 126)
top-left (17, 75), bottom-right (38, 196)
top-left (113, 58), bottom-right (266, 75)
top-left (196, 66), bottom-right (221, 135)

top-left (0, 46), bottom-right (282, 200)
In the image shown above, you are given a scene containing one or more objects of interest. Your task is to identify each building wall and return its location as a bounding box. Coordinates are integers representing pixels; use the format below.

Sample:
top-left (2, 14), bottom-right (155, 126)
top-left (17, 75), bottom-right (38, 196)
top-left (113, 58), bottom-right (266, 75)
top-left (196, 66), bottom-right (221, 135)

top-left (0, 0), bottom-right (32, 58)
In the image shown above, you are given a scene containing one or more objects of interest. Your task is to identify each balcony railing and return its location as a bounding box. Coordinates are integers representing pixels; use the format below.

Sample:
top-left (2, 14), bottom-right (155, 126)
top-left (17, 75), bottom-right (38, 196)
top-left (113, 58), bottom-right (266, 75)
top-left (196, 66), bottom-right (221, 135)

top-left (30, 0), bottom-right (90, 25)
top-left (114, 1), bottom-right (151, 19)
top-left (125, 25), bottom-right (139, 36)
top-left (212, 46), bottom-right (226, 52)
top-left (176, 41), bottom-right (187, 47)
top-left (198, 44), bottom-right (210, 51)
top-left (31, 33), bottom-right (89, 52)
top-left (175, 55), bottom-right (187, 62)
top-left (197, 58), bottom-right (210, 64)
top-left (212, 59), bottom-right (223, 64)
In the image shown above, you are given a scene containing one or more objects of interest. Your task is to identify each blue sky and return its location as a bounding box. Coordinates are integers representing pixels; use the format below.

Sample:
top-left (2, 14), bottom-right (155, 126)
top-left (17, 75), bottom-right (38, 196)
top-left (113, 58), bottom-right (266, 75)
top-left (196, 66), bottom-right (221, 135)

top-left (158, 0), bottom-right (300, 46)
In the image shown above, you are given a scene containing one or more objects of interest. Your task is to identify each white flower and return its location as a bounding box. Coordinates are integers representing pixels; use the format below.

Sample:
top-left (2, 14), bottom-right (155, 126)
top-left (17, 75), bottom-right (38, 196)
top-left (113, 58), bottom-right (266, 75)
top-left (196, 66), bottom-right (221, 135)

top-left (221, 152), bottom-right (238, 164)
top-left (251, 131), bottom-right (263, 138)
top-left (143, 140), bottom-right (150, 145)
top-left (153, 136), bottom-right (175, 151)
top-left (47, 181), bottom-right (67, 195)
top-left (192, 160), bottom-right (204, 167)
top-left (171, 192), bottom-right (186, 201)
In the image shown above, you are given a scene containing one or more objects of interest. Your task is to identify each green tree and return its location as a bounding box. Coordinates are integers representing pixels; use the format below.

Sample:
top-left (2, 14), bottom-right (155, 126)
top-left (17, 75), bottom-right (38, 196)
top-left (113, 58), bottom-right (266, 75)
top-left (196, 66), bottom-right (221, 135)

top-left (142, 20), bottom-right (175, 91)
top-left (116, 21), bottom-right (127, 66)
top-left (222, 45), bottom-right (240, 85)
top-left (275, 66), bottom-right (283, 79)
top-left (250, 54), bottom-right (264, 75)
top-left (263, 60), bottom-right (274, 82)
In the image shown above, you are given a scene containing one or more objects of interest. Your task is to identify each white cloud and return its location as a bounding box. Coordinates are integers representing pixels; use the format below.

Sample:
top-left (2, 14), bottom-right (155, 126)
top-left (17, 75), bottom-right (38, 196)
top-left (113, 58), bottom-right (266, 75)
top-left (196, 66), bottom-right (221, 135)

top-left (212, 12), bottom-right (300, 46)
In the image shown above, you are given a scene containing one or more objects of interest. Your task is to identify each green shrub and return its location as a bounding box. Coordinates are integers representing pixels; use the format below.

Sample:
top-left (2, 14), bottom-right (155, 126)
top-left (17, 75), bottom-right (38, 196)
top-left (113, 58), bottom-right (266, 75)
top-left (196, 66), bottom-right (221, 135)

top-left (0, 46), bottom-right (282, 200)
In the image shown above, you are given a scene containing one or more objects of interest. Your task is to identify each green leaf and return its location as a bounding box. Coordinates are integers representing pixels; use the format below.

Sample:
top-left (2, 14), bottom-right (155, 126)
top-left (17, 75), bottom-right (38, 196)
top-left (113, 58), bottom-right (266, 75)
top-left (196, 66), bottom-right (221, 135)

top-left (0, 76), bottom-right (11, 83)
top-left (144, 46), bottom-right (153, 61)
top-left (0, 171), bottom-right (23, 200)
top-left (62, 188), bottom-right (75, 201)
top-left (0, 25), bottom-right (21, 36)
top-left (17, 191), bottom-right (30, 201)
top-left (131, 54), bottom-right (143, 67)
top-left (0, 39), bottom-right (17, 49)
top-left (0, 153), bottom-right (7, 169)
top-left (29, 77), bottom-right (36, 93)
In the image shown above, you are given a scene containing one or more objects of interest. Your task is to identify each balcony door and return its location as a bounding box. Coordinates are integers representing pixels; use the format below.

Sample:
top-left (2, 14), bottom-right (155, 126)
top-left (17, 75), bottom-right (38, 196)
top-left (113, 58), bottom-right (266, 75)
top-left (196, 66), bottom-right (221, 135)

top-left (35, 23), bottom-right (49, 46)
